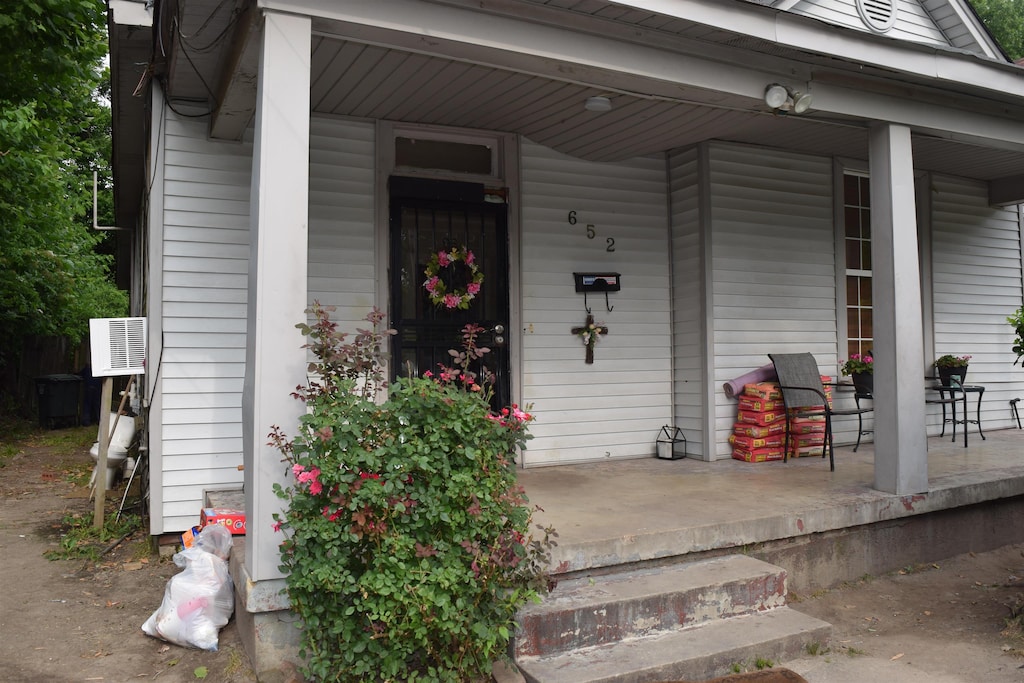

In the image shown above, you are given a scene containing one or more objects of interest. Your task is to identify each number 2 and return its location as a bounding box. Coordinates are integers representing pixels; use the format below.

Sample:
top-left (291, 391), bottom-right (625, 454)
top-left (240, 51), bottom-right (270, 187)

top-left (606, 237), bottom-right (616, 252)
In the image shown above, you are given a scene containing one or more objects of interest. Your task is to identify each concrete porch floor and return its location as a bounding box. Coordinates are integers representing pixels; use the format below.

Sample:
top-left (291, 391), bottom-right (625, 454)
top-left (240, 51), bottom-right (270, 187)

top-left (518, 428), bottom-right (1024, 589)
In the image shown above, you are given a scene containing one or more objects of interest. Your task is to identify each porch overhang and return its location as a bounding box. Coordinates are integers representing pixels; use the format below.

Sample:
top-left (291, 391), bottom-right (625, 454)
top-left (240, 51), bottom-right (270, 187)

top-left (110, 0), bottom-right (1024, 220)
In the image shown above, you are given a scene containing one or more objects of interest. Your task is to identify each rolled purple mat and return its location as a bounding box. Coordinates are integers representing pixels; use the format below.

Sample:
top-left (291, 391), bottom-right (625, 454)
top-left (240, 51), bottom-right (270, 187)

top-left (723, 363), bottom-right (778, 399)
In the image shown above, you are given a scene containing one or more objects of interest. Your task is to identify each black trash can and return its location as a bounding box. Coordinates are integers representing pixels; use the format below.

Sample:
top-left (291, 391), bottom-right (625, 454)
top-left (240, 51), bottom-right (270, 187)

top-left (35, 374), bottom-right (82, 429)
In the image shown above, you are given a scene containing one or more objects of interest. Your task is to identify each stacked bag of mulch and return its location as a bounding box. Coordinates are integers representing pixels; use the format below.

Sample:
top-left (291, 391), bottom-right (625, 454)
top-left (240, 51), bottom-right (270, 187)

top-left (730, 379), bottom-right (833, 462)
top-left (729, 382), bottom-right (787, 462)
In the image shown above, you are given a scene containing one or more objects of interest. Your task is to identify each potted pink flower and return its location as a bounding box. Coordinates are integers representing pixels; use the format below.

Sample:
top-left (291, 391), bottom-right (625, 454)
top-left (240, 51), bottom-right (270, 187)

top-left (840, 353), bottom-right (873, 394)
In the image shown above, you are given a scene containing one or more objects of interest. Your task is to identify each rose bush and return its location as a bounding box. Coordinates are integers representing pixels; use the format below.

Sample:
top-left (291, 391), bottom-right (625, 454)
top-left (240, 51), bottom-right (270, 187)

top-left (270, 303), bottom-right (555, 682)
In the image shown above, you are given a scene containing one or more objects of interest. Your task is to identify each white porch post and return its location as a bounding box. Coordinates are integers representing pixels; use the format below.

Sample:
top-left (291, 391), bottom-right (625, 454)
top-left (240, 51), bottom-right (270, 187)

top-left (242, 11), bottom-right (311, 581)
top-left (868, 123), bottom-right (928, 495)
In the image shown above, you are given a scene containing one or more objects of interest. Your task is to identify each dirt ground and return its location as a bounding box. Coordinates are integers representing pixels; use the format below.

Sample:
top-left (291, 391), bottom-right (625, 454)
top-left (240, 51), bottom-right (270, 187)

top-left (0, 423), bottom-right (257, 682)
top-left (3, 423), bottom-right (1024, 683)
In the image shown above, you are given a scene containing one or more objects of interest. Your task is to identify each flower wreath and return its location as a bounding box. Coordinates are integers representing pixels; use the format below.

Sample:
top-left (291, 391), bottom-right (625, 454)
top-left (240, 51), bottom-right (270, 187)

top-left (423, 246), bottom-right (484, 310)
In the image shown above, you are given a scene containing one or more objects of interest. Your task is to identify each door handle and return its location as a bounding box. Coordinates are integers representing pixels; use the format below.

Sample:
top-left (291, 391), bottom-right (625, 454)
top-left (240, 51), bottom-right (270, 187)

top-left (492, 324), bottom-right (506, 347)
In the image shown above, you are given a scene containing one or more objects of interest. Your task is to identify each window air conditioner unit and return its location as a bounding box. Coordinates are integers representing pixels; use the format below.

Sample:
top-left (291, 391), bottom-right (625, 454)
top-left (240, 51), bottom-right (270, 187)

top-left (90, 317), bottom-right (147, 377)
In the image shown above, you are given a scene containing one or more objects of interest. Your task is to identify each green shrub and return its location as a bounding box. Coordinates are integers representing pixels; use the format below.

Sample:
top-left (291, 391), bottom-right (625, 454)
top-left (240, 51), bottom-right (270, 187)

top-left (271, 304), bottom-right (555, 682)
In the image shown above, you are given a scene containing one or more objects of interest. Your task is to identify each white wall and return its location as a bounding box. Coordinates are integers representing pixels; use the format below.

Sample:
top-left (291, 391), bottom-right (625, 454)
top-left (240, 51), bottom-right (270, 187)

top-left (668, 146), bottom-right (707, 457)
top-left (930, 173), bottom-right (1024, 430)
top-left (707, 143), bottom-right (838, 459)
top-left (307, 117), bottom-right (377, 328)
top-left (789, 0), bottom-right (948, 45)
top-left (154, 112), bottom-right (253, 532)
top-left (519, 139), bottom-right (673, 466)
top-left (151, 114), bottom-right (375, 533)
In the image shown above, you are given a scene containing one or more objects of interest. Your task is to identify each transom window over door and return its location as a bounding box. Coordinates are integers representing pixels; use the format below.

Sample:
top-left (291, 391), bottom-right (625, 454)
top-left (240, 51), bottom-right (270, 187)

top-left (844, 172), bottom-right (872, 359)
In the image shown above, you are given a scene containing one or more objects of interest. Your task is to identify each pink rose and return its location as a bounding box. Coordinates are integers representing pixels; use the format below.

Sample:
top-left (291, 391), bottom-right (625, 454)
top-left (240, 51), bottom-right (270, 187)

top-left (437, 251), bottom-right (451, 267)
top-left (444, 293), bottom-right (461, 308)
top-left (466, 282), bottom-right (481, 295)
top-left (465, 250), bottom-right (475, 265)
top-left (424, 276), bottom-right (440, 293)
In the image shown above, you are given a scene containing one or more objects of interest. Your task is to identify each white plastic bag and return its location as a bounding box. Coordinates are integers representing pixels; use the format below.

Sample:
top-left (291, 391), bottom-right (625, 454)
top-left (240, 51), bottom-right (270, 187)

top-left (142, 523), bottom-right (234, 650)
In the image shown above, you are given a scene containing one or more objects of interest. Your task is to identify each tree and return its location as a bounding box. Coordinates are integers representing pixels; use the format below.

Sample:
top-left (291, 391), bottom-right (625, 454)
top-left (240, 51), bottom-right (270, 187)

top-left (0, 1), bottom-right (126, 393)
top-left (971, 0), bottom-right (1024, 61)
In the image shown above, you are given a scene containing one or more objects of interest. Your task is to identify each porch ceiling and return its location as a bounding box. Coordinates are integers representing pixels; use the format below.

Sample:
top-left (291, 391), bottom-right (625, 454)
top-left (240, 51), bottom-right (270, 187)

top-left (138, 0), bottom-right (1024, 194)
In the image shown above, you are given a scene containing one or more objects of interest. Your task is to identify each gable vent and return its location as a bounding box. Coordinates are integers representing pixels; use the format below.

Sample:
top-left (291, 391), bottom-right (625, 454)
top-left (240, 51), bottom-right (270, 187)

top-left (90, 317), bottom-right (147, 377)
top-left (857, 0), bottom-right (897, 33)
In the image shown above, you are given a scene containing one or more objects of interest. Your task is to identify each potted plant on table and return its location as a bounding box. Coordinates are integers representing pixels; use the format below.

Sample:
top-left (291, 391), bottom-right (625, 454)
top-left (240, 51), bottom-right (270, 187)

top-left (840, 353), bottom-right (873, 394)
top-left (935, 354), bottom-right (971, 386)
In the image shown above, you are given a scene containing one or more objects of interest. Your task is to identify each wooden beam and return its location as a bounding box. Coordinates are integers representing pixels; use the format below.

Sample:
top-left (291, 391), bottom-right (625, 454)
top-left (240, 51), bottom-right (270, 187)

top-left (989, 174), bottom-right (1024, 207)
top-left (210, 2), bottom-right (262, 141)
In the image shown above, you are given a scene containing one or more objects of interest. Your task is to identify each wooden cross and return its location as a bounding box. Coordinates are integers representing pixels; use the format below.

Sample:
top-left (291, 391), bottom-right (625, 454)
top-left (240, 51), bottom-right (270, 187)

top-left (571, 314), bottom-right (608, 364)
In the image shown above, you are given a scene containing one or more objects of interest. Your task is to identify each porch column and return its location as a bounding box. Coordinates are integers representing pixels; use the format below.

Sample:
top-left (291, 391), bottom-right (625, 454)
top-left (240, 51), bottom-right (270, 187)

top-left (868, 123), bottom-right (928, 494)
top-left (242, 10), bottom-right (311, 581)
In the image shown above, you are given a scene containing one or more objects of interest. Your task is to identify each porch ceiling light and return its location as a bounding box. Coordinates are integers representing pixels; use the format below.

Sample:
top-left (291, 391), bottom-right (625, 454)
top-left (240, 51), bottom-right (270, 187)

top-left (764, 83), bottom-right (813, 115)
top-left (585, 96), bottom-right (613, 112)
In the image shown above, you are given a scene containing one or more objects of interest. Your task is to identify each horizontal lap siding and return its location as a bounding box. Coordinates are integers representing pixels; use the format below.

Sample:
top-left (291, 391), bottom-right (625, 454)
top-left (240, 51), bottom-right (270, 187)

top-left (930, 174), bottom-right (1023, 432)
top-left (307, 117), bottom-right (376, 332)
top-left (520, 139), bottom-right (672, 466)
top-left (790, 0), bottom-right (948, 45)
top-left (156, 115), bottom-right (375, 533)
top-left (709, 144), bottom-right (836, 459)
top-left (158, 114), bottom-right (253, 532)
top-left (669, 147), bottom-right (706, 457)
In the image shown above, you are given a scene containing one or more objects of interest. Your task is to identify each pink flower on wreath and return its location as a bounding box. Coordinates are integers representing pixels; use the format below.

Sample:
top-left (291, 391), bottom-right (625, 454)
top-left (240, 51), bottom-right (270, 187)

top-left (437, 250), bottom-right (451, 267)
top-left (465, 250), bottom-right (475, 265)
top-left (424, 276), bottom-right (440, 293)
top-left (443, 293), bottom-right (461, 309)
top-left (466, 282), bottom-right (481, 295)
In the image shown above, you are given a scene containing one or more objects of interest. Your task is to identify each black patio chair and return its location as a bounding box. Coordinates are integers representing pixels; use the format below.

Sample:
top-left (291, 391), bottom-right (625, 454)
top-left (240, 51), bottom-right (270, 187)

top-left (768, 352), bottom-right (873, 471)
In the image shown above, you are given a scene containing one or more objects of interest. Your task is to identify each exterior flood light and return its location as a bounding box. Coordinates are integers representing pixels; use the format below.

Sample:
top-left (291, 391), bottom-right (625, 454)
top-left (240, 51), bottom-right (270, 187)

top-left (585, 96), bottom-right (613, 112)
top-left (764, 84), bottom-right (789, 109)
top-left (764, 83), bottom-right (813, 114)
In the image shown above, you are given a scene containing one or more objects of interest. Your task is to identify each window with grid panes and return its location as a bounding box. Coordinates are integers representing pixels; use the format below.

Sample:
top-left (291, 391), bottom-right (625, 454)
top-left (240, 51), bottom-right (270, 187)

top-left (844, 173), bottom-right (872, 360)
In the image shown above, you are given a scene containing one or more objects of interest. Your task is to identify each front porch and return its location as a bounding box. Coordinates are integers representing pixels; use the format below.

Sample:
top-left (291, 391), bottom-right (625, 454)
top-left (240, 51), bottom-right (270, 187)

top-left (521, 427), bottom-right (1024, 591)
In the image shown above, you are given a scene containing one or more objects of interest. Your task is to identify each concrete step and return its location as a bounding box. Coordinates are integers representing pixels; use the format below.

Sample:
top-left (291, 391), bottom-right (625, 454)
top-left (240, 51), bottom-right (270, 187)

top-left (515, 554), bottom-right (789, 658)
top-left (516, 606), bottom-right (832, 683)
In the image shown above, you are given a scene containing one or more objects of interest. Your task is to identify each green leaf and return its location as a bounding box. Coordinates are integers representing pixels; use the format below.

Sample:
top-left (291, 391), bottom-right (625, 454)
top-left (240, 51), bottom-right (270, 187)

top-left (193, 666), bottom-right (208, 679)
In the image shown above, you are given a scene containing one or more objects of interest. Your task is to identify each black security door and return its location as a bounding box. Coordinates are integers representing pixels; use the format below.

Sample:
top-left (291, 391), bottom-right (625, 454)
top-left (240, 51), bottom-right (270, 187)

top-left (389, 177), bottom-right (510, 409)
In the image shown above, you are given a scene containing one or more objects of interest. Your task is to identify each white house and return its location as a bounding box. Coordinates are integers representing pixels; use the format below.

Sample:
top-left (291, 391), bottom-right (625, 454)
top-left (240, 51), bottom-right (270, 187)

top-left (108, 0), bottom-right (1024, 672)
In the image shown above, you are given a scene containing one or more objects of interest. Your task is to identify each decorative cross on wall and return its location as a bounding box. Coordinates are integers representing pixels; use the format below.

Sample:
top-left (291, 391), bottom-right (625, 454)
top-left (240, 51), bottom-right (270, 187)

top-left (571, 314), bottom-right (608, 364)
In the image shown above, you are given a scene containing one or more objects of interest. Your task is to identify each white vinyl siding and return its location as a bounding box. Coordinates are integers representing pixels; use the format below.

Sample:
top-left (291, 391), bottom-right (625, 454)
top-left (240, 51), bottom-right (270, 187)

top-left (930, 174), bottom-right (1023, 431)
top-left (153, 114), bottom-right (376, 533)
top-left (519, 139), bottom-right (672, 466)
top-left (156, 112), bottom-right (253, 532)
top-left (789, 0), bottom-right (948, 45)
top-left (920, 0), bottom-right (998, 55)
top-left (668, 147), bottom-right (706, 458)
top-left (307, 117), bottom-right (377, 328)
top-left (707, 143), bottom-right (838, 459)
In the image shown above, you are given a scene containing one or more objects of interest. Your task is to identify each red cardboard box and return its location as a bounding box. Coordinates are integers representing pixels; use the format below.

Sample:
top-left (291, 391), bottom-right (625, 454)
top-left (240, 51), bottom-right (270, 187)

top-left (200, 508), bottom-right (247, 535)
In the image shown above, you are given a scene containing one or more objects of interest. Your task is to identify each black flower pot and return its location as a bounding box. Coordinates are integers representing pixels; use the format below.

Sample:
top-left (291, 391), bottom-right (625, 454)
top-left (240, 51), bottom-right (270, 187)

top-left (851, 371), bottom-right (873, 394)
top-left (937, 365), bottom-right (968, 386)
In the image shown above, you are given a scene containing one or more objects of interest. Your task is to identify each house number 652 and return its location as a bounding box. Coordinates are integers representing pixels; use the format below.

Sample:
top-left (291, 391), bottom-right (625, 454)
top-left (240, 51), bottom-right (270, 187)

top-left (568, 211), bottom-right (615, 251)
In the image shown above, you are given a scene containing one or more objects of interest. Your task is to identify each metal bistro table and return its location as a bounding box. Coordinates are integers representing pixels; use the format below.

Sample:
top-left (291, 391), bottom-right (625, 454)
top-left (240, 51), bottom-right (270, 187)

top-left (929, 382), bottom-right (986, 447)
